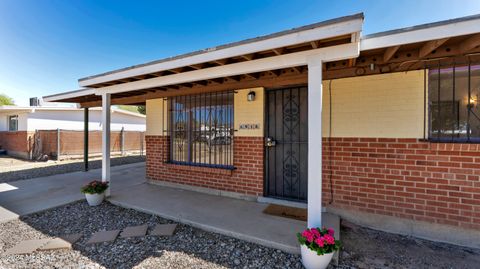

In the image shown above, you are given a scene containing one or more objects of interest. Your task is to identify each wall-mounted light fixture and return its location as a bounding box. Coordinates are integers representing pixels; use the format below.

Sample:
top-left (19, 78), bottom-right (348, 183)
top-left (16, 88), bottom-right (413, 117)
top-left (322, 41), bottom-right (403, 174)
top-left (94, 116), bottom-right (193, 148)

top-left (247, 91), bottom-right (256, 102)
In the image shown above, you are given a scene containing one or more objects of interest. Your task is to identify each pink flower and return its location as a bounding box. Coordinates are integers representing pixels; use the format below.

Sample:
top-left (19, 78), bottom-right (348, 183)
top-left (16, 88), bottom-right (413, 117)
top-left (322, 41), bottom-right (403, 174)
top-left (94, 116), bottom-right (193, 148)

top-left (311, 228), bottom-right (320, 238)
top-left (301, 230), bottom-right (314, 243)
top-left (315, 237), bottom-right (324, 247)
top-left (327, 228), bottom-right (335, 236)
top-left (324, 234), bottom-right (335, 245)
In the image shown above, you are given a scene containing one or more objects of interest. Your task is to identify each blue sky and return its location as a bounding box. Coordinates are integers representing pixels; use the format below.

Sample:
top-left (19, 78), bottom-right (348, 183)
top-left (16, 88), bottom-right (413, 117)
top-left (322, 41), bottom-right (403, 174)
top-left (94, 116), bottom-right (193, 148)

top-left (1, 0), bottom-right (480, 106)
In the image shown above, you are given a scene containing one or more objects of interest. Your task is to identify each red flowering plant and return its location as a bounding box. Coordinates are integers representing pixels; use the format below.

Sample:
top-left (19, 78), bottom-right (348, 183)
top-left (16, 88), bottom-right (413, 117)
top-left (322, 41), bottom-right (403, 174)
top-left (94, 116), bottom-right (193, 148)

top-left (297, 227), bottom-right (341, 255)
top-left (81, 180), bottom-right (109, 194)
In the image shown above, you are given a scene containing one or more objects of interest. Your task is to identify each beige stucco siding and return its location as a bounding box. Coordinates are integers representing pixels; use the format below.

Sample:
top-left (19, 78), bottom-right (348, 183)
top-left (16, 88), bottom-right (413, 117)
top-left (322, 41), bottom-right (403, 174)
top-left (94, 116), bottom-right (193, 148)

top-left (233, 87), bottom-right (264, 137)
top-left (146, 71), bottom-right (425, 139)
top-left (322, 71), bottom-right (425, 138)
top-left (146, 98), bottom-right (167, 136)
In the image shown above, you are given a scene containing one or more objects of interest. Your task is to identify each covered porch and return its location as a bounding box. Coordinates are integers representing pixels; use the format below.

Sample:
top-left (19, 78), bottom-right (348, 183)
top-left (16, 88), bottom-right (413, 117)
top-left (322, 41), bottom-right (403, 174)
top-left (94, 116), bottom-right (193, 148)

top-left (43, 13), bottom-right (480, 250)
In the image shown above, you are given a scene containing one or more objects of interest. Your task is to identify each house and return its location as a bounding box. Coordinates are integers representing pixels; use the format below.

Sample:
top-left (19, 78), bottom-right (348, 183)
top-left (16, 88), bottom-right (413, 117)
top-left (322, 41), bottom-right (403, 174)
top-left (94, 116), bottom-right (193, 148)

top-left (44, 13), bottom-right (480, 248)
top-left (0, 105), bottom-right (146, 159)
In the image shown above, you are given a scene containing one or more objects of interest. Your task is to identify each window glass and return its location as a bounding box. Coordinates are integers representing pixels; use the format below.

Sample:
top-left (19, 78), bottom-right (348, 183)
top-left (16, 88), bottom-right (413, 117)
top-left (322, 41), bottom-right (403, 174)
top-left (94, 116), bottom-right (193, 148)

top-left (170, 91), bottom-right (234, 167)
top-left (8, 115), bottom-right (18, 131)
top-left (429, 64), bottom-right (480, 142)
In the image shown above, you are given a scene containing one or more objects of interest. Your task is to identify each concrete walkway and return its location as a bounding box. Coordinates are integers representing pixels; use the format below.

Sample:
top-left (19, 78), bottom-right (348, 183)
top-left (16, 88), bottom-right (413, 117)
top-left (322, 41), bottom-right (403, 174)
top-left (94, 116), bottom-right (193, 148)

top-left (0, 162), bottom-right (145, 223)
top-left (1, 161), bottom-right (339, 255)
top-left (110, 181), bottom-right (338, 254)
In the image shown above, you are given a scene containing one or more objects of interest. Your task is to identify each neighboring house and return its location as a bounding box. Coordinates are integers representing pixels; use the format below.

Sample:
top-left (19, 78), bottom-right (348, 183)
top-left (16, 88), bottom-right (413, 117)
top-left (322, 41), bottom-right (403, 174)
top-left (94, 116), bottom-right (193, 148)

top-left (45, 13), bottom-right (480, 248)
top-left (0, 106), bottom-right (145, 159)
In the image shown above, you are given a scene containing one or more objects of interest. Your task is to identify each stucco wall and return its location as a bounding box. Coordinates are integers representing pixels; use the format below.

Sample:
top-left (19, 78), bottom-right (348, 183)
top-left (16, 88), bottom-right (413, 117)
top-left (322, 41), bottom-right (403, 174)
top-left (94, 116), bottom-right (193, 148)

top-left (234, 87), bottom-right (264, 137)
top-left (322, 70), bottom-right (425, 138)
top-left (27, 110), bottom-right (146, 131)
top-left (146, 98), bottom-right (167, 136)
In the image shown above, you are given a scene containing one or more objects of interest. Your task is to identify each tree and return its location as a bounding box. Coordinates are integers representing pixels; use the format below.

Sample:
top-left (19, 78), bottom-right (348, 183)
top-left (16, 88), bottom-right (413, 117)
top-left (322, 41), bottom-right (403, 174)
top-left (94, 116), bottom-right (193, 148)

top-left (117, 105), bottom-right (146, 115)
top-left (0, 94), bottom-right (15, 106)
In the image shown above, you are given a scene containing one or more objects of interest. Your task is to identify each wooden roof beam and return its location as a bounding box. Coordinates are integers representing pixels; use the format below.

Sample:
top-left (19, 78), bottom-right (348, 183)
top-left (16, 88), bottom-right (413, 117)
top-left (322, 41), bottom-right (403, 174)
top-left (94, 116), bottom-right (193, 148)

top-left (272, 48), bottom-right (285, 55)
top-left (240, 53), bottom-right (255, 61)
top-left (212, 59), bottom-right (229, 66)
top-left (419, 38), bottom-right (449, 58)
top-left (310, 41), bottom-right (319, 49)
top-left (383, 45), bottom-right (400, 63)
top-left (460, 33), bottom-right (480, 53)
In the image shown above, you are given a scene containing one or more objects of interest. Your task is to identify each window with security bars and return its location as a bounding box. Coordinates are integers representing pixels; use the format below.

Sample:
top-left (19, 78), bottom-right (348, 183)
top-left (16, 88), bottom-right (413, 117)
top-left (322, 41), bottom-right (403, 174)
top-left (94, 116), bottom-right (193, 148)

top-left (168, 91), bottom-right (234, 168)
top-left (429, 62), bottom-right (480, 142)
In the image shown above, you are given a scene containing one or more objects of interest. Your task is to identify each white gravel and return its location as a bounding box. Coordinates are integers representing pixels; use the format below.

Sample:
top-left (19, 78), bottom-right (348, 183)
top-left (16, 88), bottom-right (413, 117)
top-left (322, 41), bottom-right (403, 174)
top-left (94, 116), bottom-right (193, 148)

top-left (1, 201), bottom-right (478, 269)
top-left (0, 201), bottom-right (302, 269)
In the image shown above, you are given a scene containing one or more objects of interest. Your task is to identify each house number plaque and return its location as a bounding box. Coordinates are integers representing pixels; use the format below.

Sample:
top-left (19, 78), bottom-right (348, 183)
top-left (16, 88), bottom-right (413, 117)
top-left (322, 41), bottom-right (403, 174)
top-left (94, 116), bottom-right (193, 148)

top-left (239, 124), bottom-right (260, 129)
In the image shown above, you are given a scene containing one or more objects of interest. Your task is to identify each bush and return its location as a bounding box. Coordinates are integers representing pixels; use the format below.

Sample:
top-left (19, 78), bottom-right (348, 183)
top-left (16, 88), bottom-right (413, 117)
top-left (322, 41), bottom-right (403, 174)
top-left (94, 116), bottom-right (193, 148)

top-left (297, 227), bottom-right (341, 255)
top-left (81, 180), bottom-right (109, 194)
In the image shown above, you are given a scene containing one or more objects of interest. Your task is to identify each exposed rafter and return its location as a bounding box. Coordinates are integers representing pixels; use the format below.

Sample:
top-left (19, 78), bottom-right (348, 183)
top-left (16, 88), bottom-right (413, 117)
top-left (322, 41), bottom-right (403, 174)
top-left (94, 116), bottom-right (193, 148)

top-left (419, 38), bottom-right (449, 58)
top-left (272, 48), bottom-right (285, 55)
top-left (310, 41), bottom-right (319, 49)
top-left (460, 33), bottom-right (480, 53)
top-left (383, 45), bottom-right (400, 63)
top-left (240, 53), bottom-right (255, 61)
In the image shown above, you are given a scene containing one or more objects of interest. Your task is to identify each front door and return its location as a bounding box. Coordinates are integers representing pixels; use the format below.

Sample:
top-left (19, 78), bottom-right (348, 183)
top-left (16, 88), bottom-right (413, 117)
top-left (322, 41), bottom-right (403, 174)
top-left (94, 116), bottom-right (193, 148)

top-left (265, 86), bottom-right (308, 202)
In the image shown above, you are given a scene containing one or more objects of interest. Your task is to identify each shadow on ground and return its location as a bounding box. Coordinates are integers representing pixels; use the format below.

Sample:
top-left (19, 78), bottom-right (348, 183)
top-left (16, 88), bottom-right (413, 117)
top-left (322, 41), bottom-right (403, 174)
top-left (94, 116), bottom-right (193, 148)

top-left (0, 155), bottom-right (145, 183)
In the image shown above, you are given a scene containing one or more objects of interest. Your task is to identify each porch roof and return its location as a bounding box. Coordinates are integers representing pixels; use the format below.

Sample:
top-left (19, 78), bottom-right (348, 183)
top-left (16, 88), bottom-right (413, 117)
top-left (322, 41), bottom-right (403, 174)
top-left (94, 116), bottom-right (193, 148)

top-left (44, 13), bottom-right (480, 107)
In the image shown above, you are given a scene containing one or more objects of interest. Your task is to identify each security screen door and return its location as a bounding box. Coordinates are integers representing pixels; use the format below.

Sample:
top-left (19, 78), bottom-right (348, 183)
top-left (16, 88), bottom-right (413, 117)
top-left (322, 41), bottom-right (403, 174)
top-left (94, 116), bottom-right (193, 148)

top-left (265, 86), bottom-right (308, 202)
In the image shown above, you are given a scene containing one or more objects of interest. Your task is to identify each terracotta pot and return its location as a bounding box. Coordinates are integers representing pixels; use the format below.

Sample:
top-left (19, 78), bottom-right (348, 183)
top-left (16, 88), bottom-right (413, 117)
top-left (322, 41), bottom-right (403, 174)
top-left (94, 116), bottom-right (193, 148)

top-left (85, 193), bottom-right (105, 206)
top-left (300, 245), bottom-right (334, 269)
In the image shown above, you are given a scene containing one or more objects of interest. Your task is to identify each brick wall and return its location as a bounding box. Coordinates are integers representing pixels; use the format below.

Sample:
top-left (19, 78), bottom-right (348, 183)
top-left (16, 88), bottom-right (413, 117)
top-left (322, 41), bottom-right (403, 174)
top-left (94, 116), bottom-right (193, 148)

top-left (146, 135), bottom-right (264, 196)
top-left (322, 137), bottom-right (480, 231)
top-left (0, 131), bottom-right (34, 158)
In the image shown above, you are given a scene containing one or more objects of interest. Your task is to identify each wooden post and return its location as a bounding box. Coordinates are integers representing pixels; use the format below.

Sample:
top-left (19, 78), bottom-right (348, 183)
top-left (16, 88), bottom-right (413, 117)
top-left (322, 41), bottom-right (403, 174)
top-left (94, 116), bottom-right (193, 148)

top-left (307, 55), bottom-right (323, 228)
top-left (121, 127), bottom-right (125, 156)
top-left (84, 107), bottom-right (89, 171)
top-left (56, 128), bottom-right (61, 160)
top-left (102, 93), bottom-right (111, 196)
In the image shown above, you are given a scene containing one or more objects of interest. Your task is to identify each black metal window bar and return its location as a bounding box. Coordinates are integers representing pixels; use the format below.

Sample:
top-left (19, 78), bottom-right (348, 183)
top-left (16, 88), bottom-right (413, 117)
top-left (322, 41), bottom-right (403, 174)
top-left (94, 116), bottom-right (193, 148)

top-left (428, 59), bottom-right (480, 143)
top-left (168, 91), bottom-right (234, 168)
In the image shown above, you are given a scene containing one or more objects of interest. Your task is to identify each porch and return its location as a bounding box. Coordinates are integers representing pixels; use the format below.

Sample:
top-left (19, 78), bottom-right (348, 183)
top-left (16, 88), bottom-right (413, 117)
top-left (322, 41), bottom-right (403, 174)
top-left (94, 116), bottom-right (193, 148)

top-left (108, 174), bottom-right (339, 254)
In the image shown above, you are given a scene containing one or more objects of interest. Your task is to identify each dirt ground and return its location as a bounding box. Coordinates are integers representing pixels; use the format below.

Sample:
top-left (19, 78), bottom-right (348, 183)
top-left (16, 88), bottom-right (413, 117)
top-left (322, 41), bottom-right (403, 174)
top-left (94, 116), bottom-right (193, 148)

top-left (337, 220), bottom-right (480, 269)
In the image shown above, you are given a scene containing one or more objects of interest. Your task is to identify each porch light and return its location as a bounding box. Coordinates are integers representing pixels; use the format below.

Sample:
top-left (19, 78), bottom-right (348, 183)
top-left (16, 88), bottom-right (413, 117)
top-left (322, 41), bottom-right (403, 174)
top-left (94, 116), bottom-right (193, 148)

top-left (247, 91), bottom-right (256, 102)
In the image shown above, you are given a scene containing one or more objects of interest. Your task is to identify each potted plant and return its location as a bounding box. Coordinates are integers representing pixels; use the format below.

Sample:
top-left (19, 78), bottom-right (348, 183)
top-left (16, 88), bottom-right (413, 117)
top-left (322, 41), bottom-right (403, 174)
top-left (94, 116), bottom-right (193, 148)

top-left (297, 227), bottom-right (341, 269)
top-left (81, 180), bottom-right (109, 206)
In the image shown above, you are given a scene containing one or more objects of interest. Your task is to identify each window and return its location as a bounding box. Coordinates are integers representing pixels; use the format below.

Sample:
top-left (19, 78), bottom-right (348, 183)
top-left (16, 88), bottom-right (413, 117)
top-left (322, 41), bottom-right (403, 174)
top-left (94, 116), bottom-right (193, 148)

top-left (8, 115), bottom-right (18, 131)
top-left (169, 91), bottom-right (234, 168)
top-left (429, 63), bottom-right (480, 142)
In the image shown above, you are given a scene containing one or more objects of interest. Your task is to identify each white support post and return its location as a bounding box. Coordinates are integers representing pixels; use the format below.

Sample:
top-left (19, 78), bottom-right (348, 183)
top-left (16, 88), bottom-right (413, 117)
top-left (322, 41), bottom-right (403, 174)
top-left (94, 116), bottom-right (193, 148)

top-left (102, 93), bottom-right (111, 196)
top-left (307, 55), bottom-right (323, 228)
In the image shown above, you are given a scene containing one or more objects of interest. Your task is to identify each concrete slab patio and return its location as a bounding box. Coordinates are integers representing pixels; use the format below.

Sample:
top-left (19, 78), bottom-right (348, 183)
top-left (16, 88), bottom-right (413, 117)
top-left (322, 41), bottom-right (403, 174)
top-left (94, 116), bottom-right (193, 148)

top-left (109, 180), bottom-right (339, 254)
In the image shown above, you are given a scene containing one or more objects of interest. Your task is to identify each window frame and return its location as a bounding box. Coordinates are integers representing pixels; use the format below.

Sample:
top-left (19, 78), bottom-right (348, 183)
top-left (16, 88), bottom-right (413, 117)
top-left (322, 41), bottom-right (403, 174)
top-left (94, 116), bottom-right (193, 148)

top-left (167, 91), bottom-right (235, 169)
top-left (7, 115), bottom-right (18, 132)
top-left (428, 61), bottom-right (480, 143)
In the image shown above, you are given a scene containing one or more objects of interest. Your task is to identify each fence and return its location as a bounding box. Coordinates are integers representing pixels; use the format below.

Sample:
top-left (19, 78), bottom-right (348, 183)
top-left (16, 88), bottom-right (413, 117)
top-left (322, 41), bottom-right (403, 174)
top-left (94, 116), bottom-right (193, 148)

top-left (32, 129), bottom-right (145, 160)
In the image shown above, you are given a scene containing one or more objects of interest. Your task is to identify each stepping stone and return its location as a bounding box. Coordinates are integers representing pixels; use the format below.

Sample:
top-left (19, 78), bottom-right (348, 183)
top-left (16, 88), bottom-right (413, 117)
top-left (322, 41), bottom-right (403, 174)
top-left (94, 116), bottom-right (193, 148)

top-left (60, 233), bottom-right (82, 244)
top-left (3, 239), bottom-right (50, 255)
top-left (120, 224), bottom-right (148, 238)
top-left (151, 224), bottom-right (177, 236)
top-left (86, 230), bottom-right (120, 244)
top-left (38, 238), bottom-right (71, 251)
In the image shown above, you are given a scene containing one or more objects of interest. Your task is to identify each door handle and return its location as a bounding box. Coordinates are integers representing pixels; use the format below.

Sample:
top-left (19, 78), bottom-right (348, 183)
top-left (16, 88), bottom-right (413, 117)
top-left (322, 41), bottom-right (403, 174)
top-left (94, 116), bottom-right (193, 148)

top-left (265, 137), bottom-right (276, 147)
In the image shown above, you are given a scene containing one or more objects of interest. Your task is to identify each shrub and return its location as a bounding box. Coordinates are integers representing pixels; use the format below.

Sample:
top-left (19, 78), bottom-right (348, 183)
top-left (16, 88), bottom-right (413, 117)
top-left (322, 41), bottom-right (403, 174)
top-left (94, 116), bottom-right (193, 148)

top-left (81, 180), bottom-right (109, 194)
top-left (297, 227), bottom-right (341, 255)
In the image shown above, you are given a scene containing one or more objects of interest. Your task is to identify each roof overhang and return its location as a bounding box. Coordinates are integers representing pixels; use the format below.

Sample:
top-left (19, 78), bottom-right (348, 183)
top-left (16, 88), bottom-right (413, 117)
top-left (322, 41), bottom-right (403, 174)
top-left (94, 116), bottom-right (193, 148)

top-left (44, 13), bottom-right (480, 107)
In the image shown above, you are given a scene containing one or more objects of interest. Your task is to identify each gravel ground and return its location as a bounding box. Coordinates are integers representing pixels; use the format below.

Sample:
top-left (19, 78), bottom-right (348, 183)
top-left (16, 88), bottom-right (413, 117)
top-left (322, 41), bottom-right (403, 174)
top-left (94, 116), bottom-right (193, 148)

top-left (0, 155), bottom-right (145, 183)
top-left (1, 201), bottom-right (479, 269)
top-left (0, 201), bottom-right (302, 269)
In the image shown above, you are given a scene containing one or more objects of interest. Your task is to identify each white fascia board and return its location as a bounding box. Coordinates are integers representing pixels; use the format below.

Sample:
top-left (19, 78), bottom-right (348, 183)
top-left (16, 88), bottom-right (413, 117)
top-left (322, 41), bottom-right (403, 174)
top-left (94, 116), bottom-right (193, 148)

top-left (43, 89), bottom-right (95, 102)
top-left (80, 18), bottom-right (363, 87)
top-left (361, 17), bottom-right (480, 51)
top-left (95, 42), bottom-right (360, 95)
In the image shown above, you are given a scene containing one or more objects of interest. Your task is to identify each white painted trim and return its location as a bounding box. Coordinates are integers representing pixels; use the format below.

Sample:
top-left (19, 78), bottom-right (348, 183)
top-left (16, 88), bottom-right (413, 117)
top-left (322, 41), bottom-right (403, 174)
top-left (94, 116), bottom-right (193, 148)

top-left (80, 18), bottom-right (363, 87)
top-left (102, 93), bottom-right (111, 196)
top-left (361, 16), bottom-right (480, 50)
top-left (43, 89), bottom-right (95, 102)
top-left (95, 42), bottom-right (360, 95)
top-left (307, 55), bottom-right (323, 228)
